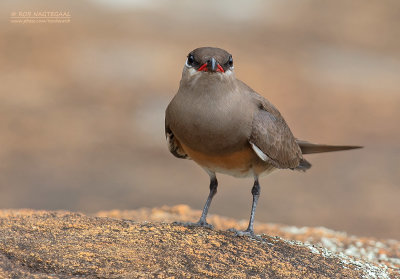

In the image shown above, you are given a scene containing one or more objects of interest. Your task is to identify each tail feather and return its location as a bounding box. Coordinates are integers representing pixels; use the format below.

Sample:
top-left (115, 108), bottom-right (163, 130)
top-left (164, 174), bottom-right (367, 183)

top-left (296, 140), bottom-right (362, 155)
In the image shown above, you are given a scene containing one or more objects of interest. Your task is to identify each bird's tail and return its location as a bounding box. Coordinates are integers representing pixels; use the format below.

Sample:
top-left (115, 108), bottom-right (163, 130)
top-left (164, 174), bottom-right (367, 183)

top-left (296, 140), bottom-right (363, 154)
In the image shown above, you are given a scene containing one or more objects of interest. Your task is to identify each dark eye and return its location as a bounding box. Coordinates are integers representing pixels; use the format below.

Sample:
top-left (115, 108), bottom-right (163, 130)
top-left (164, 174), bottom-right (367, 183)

top-left (228, 55), bottom-right (233, 67)
top-left (187, 54), bottom-right (194, 66)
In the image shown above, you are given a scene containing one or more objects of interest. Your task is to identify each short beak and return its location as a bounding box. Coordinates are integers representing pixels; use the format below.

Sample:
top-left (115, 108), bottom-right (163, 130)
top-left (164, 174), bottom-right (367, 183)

top-left (207, 57), bottom-right (218, 72)
top-left (198, 57), bottom-right (225, 73)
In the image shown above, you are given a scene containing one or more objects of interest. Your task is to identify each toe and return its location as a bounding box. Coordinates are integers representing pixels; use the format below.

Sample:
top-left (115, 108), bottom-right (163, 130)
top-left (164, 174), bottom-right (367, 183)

top-left (197, 220), bottom-right (214, 229)
top-left (228, 228), bottom-right (254, 237)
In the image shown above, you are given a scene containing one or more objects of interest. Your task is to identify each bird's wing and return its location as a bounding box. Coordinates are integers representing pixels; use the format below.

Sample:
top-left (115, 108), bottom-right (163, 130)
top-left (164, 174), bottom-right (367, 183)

top-left (239, 81), bottom-right (302, 169)
top-left (165, 118), bottom-right (189, 159)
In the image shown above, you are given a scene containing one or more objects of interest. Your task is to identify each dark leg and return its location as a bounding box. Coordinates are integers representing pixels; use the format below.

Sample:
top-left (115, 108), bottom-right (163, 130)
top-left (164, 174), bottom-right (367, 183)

top-left (197, 176), bottom-right (218, 226)
top-left (174, 173), bottom-right (218, 229)
top-left (230, 177), bottom-right (261, 236)
top-left (246, 178), bottom-right (260, 233)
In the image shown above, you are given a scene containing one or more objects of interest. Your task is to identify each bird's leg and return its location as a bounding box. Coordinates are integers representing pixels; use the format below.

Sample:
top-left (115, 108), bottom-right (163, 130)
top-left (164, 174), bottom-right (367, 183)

top-left (174, 172), bottom-right (218, 229)
top-left (246, 178), bottom-right (260, 233)
top-left (230, 178), bottom-right (260, 237)
top-left (197, 175), bottom-right (218, 227)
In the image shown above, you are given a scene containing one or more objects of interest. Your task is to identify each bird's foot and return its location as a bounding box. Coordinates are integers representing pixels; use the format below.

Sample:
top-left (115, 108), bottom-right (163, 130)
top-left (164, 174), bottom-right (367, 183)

top-left (228, 228), bottom-right (255, 237)
top-left (173, 220), bottom-right (214, 230)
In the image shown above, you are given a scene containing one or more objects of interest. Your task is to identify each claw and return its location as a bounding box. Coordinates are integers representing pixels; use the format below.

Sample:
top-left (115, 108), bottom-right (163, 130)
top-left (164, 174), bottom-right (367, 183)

top-left (228, 228), bottom-right (255, 237)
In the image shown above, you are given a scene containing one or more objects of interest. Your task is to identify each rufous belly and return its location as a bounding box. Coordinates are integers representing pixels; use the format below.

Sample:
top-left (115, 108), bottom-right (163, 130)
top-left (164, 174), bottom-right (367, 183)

top-left (180, 142), bottom-right (275, 177)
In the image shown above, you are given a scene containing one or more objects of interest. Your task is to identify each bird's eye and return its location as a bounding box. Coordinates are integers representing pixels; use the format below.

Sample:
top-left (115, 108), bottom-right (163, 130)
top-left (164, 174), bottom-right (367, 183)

top-left (186, 54), bottom-right (194, 67)
top-left (228, 55), bottom-right (233, 67)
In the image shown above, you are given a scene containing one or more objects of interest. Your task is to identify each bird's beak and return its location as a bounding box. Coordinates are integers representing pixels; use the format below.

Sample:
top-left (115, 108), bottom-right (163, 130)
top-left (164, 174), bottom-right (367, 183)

top-left (198, 57), bottom-right (225, 73)
top-left (208, 57), bottom-right (218, 72)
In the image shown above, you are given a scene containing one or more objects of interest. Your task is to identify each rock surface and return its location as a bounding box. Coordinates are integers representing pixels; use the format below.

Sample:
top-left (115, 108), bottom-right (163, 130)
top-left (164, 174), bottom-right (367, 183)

top-left (0, 207), bottom-right (398, 278)
top-left (98, 205), bottom-right (400, 271)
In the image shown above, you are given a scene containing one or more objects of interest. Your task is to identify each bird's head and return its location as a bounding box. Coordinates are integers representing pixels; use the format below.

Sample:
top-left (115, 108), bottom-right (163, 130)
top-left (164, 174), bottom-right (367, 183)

top-left (183, 47), bottom-right (234, 78)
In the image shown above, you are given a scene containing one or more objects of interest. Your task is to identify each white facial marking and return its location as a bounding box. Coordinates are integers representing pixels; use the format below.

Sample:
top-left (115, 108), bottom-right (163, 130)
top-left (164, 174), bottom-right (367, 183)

top-left (185, 58), bottom-right (192, 68)
top-left (188, 67), bottom-right (199, 76)
top-left (224, 68), bottom-right (234, 76)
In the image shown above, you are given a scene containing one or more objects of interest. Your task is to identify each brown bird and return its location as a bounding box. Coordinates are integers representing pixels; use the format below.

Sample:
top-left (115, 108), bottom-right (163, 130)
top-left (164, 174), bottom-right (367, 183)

top-left (165, 47), bottom-right (361, 236)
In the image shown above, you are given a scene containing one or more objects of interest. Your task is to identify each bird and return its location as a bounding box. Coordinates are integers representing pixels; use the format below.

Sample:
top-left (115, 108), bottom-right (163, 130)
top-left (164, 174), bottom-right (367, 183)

top-left (165, 47), bottom-right (361, 236)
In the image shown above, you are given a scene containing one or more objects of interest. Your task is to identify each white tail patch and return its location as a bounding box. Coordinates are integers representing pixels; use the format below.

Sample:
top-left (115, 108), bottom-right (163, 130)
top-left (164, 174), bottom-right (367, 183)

top-left (250, 142), bottom-right (268, 161)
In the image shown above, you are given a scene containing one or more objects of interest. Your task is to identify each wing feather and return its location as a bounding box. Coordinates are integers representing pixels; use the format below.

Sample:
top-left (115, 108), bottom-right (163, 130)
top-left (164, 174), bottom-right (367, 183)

top-left (165, 121), bottom-right (189, 159)
top-left (247, 88), bottom-right (302, 169)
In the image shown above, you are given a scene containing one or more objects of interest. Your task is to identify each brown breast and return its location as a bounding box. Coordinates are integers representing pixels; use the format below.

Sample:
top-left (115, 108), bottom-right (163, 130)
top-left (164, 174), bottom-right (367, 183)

top-left (180, 142), bottom-right (273, 177)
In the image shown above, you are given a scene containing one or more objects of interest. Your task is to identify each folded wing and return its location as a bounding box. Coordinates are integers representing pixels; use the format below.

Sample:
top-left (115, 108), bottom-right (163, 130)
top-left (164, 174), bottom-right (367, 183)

top-left (165, 124), bottom-right (189, 159)
top-left (249, 99), bottom-right (303, 169)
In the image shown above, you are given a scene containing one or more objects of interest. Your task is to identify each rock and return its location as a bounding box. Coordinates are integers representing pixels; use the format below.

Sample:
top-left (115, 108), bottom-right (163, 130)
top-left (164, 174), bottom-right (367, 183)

top-left (98, 205), bottom-right (400, 271)
top-left (0, 208), bottom-right (398, 278)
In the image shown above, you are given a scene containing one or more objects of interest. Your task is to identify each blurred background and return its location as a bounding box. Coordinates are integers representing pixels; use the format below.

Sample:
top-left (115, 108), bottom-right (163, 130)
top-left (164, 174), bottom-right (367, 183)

top-left (0, 0), bottom-right (399, 239)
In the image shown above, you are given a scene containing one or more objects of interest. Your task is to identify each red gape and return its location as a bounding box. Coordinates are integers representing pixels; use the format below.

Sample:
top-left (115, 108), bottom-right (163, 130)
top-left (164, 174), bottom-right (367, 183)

top-left (217, 64), bottom-right (225, 72)
top-left (197, 63), bottom-right (225, 73)
top-left (198, 63), bottom-right (207, 71)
